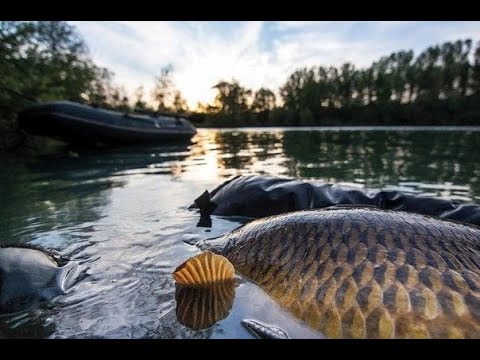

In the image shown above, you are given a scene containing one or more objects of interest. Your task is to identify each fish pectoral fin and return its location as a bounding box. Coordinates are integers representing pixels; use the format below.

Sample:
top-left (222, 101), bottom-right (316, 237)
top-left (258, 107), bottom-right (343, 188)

top-left (58, 262), bottom-right (90, 291)
top-left (241, 319), bottom-right (289, 339)
top-left (192, 190), bottom-right (217, 215)
top-left (173, 251), bottom-right (235, 287)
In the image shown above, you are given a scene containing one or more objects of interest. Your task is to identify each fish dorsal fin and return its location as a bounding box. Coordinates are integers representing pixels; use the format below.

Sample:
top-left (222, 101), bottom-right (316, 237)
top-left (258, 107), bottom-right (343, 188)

top-left (324, 204), bottom-right (379, 211)
top-left (173, 251), bottom-right (234, 287)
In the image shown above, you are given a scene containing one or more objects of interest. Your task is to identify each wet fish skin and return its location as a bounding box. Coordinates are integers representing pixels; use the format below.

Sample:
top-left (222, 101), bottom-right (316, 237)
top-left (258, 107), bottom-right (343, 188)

top-left (0, 247), bottom-right (83, 314)
top-left (215, 208), bottom-right (480, 338)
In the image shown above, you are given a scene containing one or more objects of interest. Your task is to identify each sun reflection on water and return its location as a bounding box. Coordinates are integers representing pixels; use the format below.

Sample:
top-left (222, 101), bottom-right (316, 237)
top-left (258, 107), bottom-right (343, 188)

top-left (166, 128), bottom-right (480, 202)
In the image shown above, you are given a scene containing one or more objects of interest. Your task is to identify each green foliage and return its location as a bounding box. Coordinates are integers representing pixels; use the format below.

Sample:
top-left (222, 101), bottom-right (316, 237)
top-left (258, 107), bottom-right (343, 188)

top-left (0, 21), bottom-right (125, 149)
top-left (152, 65), bottom-right (174, 111)
top-left (151, 65), bottom-right (189, 114)
top-left (0, 21), bottom-right (114, 106)
top-left (212, 79), bottom-right (252, 115)
top-left (133, 86), bottom-right (150, 112)
top-left (473, 41), bottom-right (480, 95)
top-left (172, 90), bottom-right (188, 113)
top-left (251, 88), bottom-right (276, 112)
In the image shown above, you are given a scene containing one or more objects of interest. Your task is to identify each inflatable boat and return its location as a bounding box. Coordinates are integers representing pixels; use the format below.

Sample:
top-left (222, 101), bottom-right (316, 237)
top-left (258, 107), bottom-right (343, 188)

top-left (18, 101), bottom-right (197, 145)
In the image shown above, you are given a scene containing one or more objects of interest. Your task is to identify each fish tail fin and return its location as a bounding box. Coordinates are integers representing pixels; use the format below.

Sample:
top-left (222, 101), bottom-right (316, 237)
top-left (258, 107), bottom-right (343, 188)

top-left (173, 251), bottom-right (235, 287)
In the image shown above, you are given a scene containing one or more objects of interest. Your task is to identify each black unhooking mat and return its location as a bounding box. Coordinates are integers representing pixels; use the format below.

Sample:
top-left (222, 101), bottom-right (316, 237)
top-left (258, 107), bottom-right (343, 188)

top-left (190, 175), bottom-right (480, 226)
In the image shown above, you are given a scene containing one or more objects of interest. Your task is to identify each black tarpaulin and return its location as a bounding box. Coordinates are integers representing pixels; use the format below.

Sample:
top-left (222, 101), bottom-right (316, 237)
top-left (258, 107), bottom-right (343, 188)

top-left (191, 175), bottom-right (480, 226)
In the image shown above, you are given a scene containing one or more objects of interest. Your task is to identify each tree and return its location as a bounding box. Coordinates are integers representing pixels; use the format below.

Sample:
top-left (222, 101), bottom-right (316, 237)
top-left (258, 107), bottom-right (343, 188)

top-left (337, 62), bottom-right (356, 107)
top-left (471, 41), bottom-right (480, 95)
top-left (390, 50), bottom-right (414, 103)
top-left (458, 39), bottom-right (472, 96)
top-left (133, 86), bottom-right (148, 111)
top-left (415, 45), bottom-right (442, 101)
top-left (212, 79), bottom-right (252, 115)
top-left (317, 66), bottom-right (333, 107)
top-left (81, 67), bottom-right (115, 107)
top-left (152, 65), bottom-right (174, 111)
top-left (172, 90), bottom-right (189, 113)
top-left (0, 21), bottom-right (116, 107)
top-left (108, 86), bottom-right (130, 112)
top-left (373, 57), bottom-right (394, 104)
top-left (251, 88), bottom-right (276, 112)
top-left (279, 70), bottom-right (304, 111)
top-left (280, 68), bottom-right (320, 111)
top-left (439, 40), bottom-right (472, 98)
top-left (151, 65), bottom-right (190, 113)
top-left (0, 21), bottom-right (118, 148)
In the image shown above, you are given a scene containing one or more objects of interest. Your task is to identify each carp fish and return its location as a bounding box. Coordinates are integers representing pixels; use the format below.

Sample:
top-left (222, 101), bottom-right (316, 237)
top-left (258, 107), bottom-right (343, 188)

top-left (174, 208), bottom-right (480, 338)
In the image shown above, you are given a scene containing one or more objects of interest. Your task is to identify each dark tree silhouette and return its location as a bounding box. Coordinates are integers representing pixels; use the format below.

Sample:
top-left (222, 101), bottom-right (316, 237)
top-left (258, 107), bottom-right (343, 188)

top-left (212, 79), bottom-right (252, 115)
top-left (251, 88), bottom-right (276, 112)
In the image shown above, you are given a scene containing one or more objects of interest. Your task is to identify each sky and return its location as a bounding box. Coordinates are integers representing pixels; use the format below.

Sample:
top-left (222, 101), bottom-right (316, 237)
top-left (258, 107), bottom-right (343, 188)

top-left (70, 21), bottom-right (480, 109)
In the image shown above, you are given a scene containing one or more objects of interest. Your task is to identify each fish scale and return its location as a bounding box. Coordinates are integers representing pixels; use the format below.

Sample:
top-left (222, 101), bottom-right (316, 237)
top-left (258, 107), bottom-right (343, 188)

top-left (215, 208), bottom-right (480, 338)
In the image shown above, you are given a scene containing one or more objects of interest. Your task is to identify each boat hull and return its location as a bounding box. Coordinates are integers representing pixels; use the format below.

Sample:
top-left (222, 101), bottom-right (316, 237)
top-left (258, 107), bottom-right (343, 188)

top-left (18, 102), bottom-right (197, 145)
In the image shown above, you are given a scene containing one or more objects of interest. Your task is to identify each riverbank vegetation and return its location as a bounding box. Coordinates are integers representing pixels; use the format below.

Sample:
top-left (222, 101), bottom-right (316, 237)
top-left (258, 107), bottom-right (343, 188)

top-left (1, 21), bottom-right (480, 150)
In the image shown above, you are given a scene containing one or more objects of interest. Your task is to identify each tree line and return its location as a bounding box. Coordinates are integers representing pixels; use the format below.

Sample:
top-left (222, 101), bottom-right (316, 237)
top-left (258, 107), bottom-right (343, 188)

top-left (1, 21), bottom-right (480, 149)
top-left (199, 39), bottom-right (480, 127)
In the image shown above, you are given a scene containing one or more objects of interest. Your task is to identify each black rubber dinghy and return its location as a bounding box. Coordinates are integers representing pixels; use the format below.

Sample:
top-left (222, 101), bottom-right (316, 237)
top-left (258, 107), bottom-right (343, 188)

top-left (18, 101), bottom-right (197, 145)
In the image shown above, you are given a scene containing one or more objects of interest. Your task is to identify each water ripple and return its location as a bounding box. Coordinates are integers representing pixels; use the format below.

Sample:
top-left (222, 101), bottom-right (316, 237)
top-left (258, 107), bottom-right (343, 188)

top-left (1, 128), bottom-right (479, 338)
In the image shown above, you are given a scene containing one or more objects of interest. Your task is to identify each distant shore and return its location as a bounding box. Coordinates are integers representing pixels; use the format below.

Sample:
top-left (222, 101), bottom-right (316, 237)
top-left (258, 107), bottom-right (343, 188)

top-left (3, 23), bottom-right (480, 151)
top-left (194, 125), bottom-right (480, 131)
top-left (189, 95), bottom-right (480, 129)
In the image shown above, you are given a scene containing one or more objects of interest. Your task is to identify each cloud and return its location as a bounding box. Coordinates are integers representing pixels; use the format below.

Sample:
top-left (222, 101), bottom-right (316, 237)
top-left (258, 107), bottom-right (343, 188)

top-left (70, 21), bottom-right (480, 110)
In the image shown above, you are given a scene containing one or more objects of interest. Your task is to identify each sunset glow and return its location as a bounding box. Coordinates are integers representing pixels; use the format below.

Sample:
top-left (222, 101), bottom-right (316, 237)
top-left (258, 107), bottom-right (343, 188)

top-left (71, 21), bottom-right (480, 111)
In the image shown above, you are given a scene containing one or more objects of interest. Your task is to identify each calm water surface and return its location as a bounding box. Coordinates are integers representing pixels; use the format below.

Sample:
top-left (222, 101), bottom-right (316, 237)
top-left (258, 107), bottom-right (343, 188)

top-left (1, 128), bottom-right (479, 338)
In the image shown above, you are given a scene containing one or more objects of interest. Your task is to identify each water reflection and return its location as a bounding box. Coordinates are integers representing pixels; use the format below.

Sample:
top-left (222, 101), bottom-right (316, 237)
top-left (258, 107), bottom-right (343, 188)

top-left (0, 310), bottom-right (57, 339)
top-left (0, 144), bottom-right (190, 246)
top-left (3, 129), bottom-right (478, 239)
top-left (182, 129), bottom-right (480, 202)
top-left (1, 128), bottom-right (480, 339)
top-left (282, 131), bottom-right (480, 196)
top-left (175, 282), bottom-right (236, 331)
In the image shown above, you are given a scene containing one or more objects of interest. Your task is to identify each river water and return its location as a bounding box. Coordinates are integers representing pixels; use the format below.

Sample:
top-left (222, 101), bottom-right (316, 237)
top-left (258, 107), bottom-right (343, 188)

top-left (1, 128), bottom-right (479, 338)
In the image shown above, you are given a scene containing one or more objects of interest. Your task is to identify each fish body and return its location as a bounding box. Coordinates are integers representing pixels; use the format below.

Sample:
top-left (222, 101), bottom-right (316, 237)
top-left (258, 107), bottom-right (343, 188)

top-left (0, 247), bottom-right (83, 314)
top-left (197, 208), bottom-right (480, 338)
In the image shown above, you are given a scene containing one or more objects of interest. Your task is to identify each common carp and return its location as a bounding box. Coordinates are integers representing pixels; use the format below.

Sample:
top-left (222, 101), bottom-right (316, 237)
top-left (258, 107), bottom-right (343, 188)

top-left (174, 208), bottom-right (480, 338)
